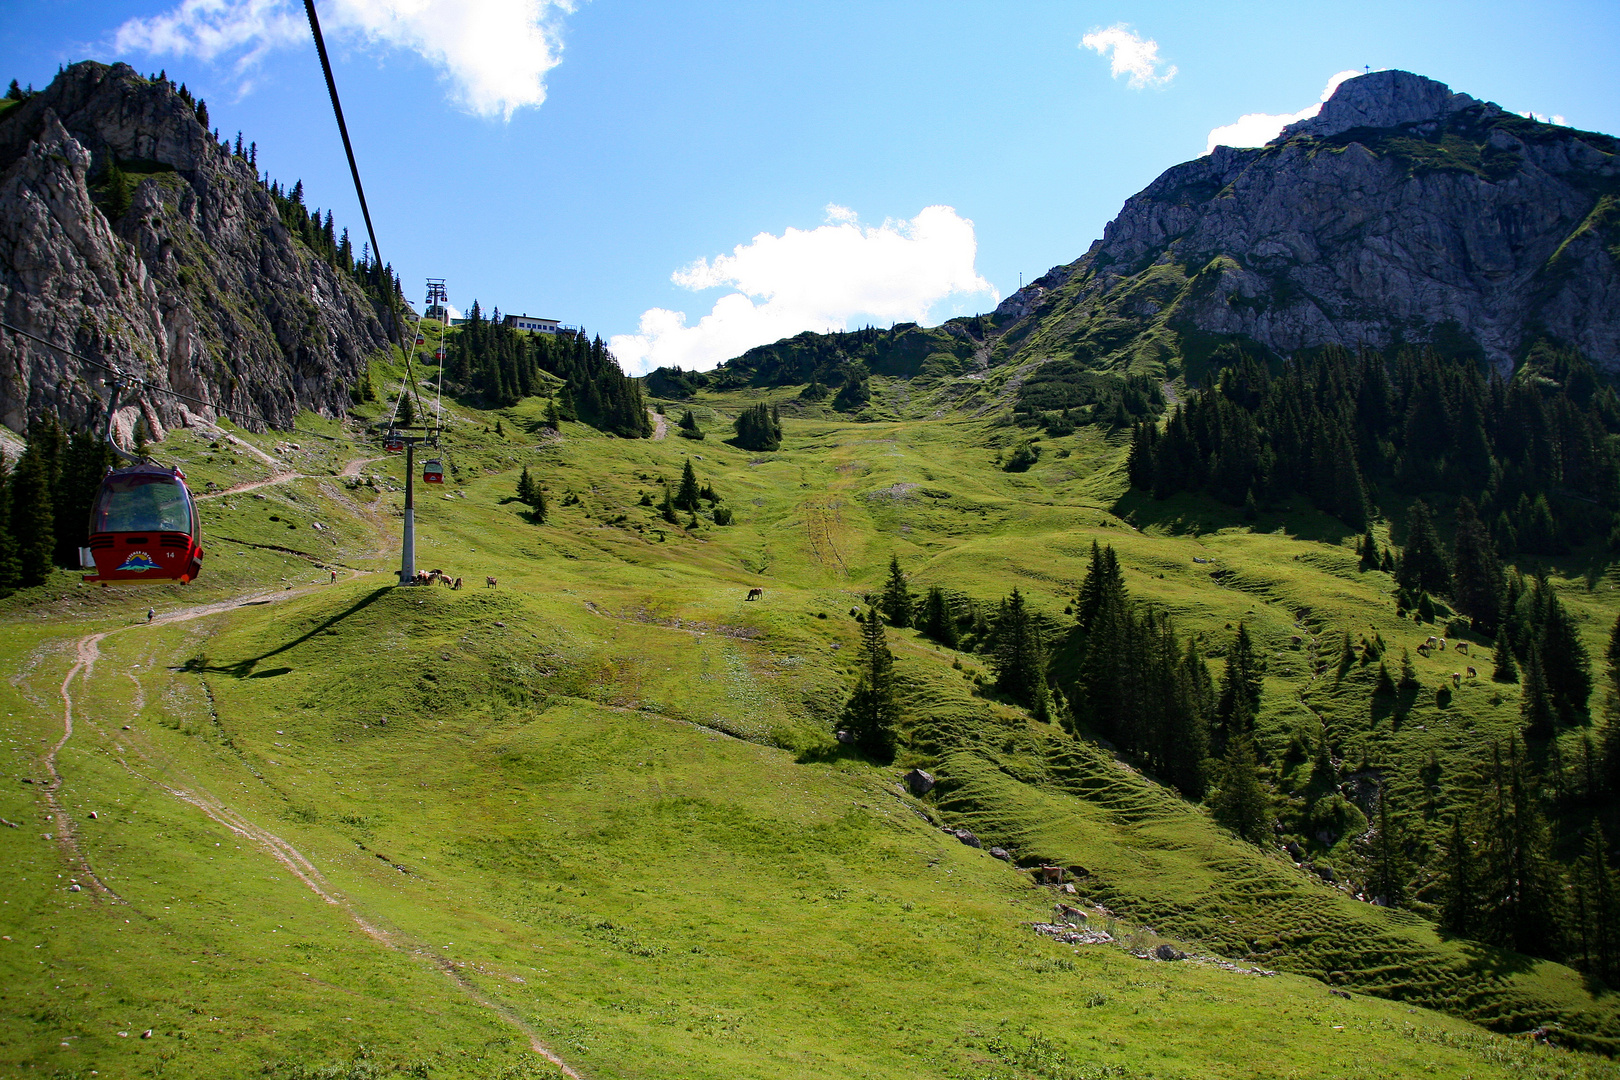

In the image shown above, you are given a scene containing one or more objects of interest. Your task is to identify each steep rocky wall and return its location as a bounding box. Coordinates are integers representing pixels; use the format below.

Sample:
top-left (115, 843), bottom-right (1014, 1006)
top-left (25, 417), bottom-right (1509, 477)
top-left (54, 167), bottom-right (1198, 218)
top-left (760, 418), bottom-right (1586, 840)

top-left (0, 61), bottom-right (392, 439)
top-left (991, 70), bottom-right (1620, 376)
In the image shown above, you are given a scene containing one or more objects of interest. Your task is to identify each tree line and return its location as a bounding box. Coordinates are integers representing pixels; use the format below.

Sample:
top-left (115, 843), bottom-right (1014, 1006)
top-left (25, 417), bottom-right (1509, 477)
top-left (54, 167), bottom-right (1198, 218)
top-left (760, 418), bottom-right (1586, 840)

top-left (0, 416), bottom-right (116, 592)
top-left (1128, 343), bottom-right (1620, 549)
top-left (446, 304), bottom-right (651, 438)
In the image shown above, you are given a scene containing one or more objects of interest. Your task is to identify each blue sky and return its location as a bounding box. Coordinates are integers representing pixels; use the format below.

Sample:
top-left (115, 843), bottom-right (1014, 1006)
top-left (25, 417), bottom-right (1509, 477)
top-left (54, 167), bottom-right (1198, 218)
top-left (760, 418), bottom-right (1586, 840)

top-left (4, 0), bottom-right (1618, 373)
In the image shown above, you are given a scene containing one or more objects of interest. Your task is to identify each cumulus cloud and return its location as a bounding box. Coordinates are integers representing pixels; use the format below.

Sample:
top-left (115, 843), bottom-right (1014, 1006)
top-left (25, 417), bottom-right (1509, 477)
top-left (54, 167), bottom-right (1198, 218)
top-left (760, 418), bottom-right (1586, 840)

top-left (1080, 24), bottom-right (1176, 89)
top-left (1205, 69), bottom-right (1364, 154)
top-left (113, 0), bottom-right (572, 119)
top-left (609, 205), bottom-right (998, 376)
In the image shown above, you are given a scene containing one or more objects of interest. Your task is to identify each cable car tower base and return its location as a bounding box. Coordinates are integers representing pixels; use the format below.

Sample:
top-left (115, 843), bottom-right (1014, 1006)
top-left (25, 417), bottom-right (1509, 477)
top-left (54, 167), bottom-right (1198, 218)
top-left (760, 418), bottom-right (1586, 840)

top-left (380, 426), bottom-right (441, 586)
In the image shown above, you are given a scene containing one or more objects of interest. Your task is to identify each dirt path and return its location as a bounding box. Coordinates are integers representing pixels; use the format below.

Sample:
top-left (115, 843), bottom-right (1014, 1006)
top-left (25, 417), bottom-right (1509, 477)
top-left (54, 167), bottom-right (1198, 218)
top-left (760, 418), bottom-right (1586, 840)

top-left (649, 408), bottom-right (668, 440)
top-left (40, 463), bottom-right (583, 1077)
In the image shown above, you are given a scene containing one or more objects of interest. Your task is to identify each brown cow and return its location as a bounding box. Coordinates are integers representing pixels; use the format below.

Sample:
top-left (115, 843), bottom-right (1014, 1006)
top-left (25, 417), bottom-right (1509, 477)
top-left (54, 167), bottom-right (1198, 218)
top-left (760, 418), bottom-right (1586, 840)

top-left (746, 587), bottom-right (764, 601)
top-left (486, 576), bottom-right (498, 588)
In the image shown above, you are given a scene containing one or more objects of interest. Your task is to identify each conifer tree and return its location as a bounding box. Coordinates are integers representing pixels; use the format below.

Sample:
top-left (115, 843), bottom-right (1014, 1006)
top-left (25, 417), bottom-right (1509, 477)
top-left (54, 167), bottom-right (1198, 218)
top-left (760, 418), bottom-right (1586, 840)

top-left (530, 480), bottom-right (547, 524)
top-left (1492, 636), bottom-right (1519, 683)
top-left (1396, 500), bottom-right (1451, 599)
top-left (919, 585), bottom-right (959, 648)
top-left (0, 451), bottom-right (20, 591)
top-left (397, 392), bottom-right (415, 428)
top-left (12, 416), bottom-right (63, 586)
top-left (1439, 815), bottom-right (1477, 936)
top-left (842, 605), bottom-right (899, 760)
top-left (676, 459), bottom-right (701, 511)
top-left (879, 555), bottom-right (912, 628)
top-left (1451, 498), bottom-right (1504, 634)
top-left (1574, 827), bottom-right (1618, 982)
top-left (1216, 621), bottom-right (1263, 746)
top-left (659, 484), bottom-right (678, 525)
top-left (993, 587), bottom-right (1048, 718)
top-left (1368, 795), bottom-right (1407, 907)
top-left (1608, 613), bottom-right (1620, 704)
top-left (517, 466), bottom-right (535, 505)
top-left (677, 409), bottom-right (704, 440)
top-left (1477, 739), bottom-right (1564, 958)
top-left (1521, 649), bottom-right (1557, 739)
top-left (1399, 647), bottom-right (1420, 690)
top-left (1359, 528), bottom-right (1381, 571)
top-left (1533, 578), bottom-right (1592, 723)
top-left (544, 398), bottom-right (562, 430)
top-left (1211, 733), bottom-right (1271, 844)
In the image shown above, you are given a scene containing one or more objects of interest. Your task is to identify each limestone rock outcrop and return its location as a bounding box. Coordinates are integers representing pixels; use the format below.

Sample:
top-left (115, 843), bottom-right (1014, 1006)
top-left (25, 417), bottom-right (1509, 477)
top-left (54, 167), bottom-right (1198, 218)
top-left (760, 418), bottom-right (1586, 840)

top-left (0, 62), bottom-right (392, 439)
top-left (992, 69), bottom-right (1620, 375)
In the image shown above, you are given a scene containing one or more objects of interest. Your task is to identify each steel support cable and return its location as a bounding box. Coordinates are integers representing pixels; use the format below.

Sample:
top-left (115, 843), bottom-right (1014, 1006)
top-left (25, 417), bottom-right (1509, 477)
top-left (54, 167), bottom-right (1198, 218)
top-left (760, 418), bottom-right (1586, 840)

top-left (0, 318), bottom-right (343, 443)
top-left (303, 0), bottom-right (426, 424)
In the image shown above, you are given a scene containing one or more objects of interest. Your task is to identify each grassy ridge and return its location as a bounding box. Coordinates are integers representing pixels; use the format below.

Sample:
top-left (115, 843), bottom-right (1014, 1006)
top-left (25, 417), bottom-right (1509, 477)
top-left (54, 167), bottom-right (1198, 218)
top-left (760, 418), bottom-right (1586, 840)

top-left (2, 368), bottom-right (1619, 1077)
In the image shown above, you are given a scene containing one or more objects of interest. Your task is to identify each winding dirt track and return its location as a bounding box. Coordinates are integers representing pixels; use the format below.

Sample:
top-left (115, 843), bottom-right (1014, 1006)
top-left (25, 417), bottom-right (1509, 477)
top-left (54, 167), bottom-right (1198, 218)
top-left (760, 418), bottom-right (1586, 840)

top-left (42, 466), bottom-right (583, 1077)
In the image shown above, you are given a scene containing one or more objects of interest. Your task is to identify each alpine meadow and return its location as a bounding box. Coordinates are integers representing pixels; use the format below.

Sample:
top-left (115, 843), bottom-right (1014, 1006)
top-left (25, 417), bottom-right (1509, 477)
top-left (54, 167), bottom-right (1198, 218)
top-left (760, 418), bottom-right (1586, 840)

top-left (3, 28), bottom-right (1620, 1080)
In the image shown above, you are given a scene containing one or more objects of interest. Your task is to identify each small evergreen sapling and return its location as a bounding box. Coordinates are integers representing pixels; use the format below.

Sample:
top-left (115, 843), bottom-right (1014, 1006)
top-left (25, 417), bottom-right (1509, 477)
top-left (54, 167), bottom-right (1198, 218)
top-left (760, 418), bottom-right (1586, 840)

top-left (879, 555), bottom-right (912, 628)
top-left (842, 605), bottom-right (899, 760)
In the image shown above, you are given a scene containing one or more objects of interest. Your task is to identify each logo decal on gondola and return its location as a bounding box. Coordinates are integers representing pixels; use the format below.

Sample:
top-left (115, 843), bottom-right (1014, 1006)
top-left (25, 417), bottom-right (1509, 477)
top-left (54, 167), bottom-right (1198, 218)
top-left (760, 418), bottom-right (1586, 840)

top-left (116, 551), bottom-right (161, 573)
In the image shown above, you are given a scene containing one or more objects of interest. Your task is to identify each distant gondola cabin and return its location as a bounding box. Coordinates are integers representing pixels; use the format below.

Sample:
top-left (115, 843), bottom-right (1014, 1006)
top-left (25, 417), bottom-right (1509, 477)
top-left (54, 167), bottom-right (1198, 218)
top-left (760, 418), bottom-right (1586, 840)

top-left (423, 459), bottom-right (444, 484)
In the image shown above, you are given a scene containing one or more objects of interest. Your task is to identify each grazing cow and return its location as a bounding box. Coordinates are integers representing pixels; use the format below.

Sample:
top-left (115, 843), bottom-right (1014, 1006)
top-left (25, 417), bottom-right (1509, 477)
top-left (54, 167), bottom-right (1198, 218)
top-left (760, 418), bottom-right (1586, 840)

top-left (1452, 672), bottom-right (1462, 686)
top-left (1439, 638), bottom-right (1447, 650)
top-left (1467, 666), bottom-right (1477, 677)
top-left (452, 577), bottom-right (463, 590)
top-left (746, 587), bottom-right (764, 601)
top-left (486, 576), bottom-right (498, 588)
top-left (1417, 645), bottom-right (1431, 658)
top-left (1455, 641), bottom-right (1469, 655)
top-left (1426, 635), bottom-right (1439, 645)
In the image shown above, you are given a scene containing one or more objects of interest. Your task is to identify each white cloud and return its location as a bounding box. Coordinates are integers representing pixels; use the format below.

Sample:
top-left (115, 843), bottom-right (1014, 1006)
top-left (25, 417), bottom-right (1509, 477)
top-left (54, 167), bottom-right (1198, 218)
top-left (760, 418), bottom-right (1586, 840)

top-left (1519, 110), bottom-right (1567, 126)
top-left (1205, 69), bottom-right (1364, 154)
top-left (1080, 24), bottom-right (1176, 89)
top-left (609, 205), bottom-right (998, 376)
top-left (112, 0), bottom-right (573, 120)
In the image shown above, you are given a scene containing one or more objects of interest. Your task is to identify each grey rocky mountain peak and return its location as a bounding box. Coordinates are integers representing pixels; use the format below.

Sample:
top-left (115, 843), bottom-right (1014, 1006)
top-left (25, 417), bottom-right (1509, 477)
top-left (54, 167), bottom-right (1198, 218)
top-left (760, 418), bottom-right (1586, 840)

top-left (0, 62), bottom-right (389, 439)
top-left (1273, 70), bottom-right (1490, 144)
top-left (991, 69), bottom-right (1618, 375)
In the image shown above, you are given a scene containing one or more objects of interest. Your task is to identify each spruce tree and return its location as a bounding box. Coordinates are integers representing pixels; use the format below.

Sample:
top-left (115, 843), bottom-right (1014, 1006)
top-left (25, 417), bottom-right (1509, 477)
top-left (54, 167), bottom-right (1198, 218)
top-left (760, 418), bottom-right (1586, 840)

top-left (1451, 498), bottom-right (1504, 633)
top-left (1399, 647), bottom-right (1420, 690)
top-left (1216, 621), bottom-right (1263, 746)
top-left (1534, 579), bottom-right (1592, 723)
top-left (1211, 734), bottom-right (1271, 844)
top-left (879, 555), bottom-right (912, 628)
top-left (397, 392), bottom-right (415, 428)
top-left (1521, 649), bottom-right (1557, 739)
top-left (1439, 815), bottom-right (1477, 936)
top-left (1477, 739), bottom-right (1564, 958)
top-left (517, 466), bottom-right (536, 506)
top-left (676, 459), bottom-right (701, 511)
top-left (677, 409), bottom-right (704, 440)
top-left (543, 397), bottom-right (562, 429)
top-left (993, 587), bottom-right (1048, 718)
top-left (1396, 500), bottom-right (1450, 598)
top-left (1575, 827), bottom-right (1618, 982)
top-left (530, 480), bottom-right (547, 524)
top-left (842, 605), bottom-right (899, 760)
top-left (1608, 613), bottom-right (1620, 707)
top-left (0, 451), bottom-right (20, 590)
top-left (659, 484), bottom-right (678, 525)
top-left (1368, 795), bottom-right (1407, 907)
top-left (12, 416), bottom-right (63, 586)
top-left (1492, 636), bottom-right (1519, 683)
top-left (919, 585), bottom-right (958, 649)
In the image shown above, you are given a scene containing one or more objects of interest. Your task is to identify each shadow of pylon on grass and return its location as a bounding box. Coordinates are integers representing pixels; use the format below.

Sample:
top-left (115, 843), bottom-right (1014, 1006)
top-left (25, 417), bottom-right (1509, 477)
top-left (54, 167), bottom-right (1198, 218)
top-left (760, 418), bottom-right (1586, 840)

top-left (179, 586), bottom-right (391, 678)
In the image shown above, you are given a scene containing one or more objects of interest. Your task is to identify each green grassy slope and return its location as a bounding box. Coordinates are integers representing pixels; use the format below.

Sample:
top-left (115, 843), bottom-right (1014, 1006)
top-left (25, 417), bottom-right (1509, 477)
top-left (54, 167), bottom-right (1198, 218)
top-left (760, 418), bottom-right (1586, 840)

top-left (2, 370), bottom-right (1618, 1078)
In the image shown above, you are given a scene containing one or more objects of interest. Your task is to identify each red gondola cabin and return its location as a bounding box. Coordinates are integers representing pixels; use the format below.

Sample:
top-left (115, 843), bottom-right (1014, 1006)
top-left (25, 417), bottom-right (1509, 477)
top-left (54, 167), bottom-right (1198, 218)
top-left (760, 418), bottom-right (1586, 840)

top-left (383, 433), bottom-right (405, 452)
top-left (83, 464), bottom-right (204, 584)
top-left (423, 459), bottom-right (444, 484)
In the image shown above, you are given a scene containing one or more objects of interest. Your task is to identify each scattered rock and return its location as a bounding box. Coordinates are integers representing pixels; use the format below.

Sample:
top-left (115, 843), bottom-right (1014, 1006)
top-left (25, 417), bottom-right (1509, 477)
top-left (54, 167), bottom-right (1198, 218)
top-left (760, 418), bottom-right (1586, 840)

top-left (68, 883), bottom-right (81, 892)
top-left (1284, 840), bottom-right (1304, 861)
top-left (20, 778), bottom-right (32, 784)
top-left (1062, 883), bottom-right (1078, 895)
top-left (1312, 864), bottom-right (1337, 883)
top-left (1152, 944), bottom-right (1187, 961)
top-left (835, 729), bottom-right (854, 745)
top-left (141, 1029), bottom-right (153, 1039)
top-left (0, 818), bottom-right (16, 828)
top-left (1032, 922), bottom-right (1113, 945)
top-left (1330, 989), bottom-right (1352, 999)
top-left (121, 725), bottom-right (131, 731)
top-left (88, 811), bottom-right (97, 819)
top-left (989, 847), bottom-right (1012, 862)
top-left (953, 828), bottom-right (982, 849)
top-left (903, 768), bottom-right (935, 795)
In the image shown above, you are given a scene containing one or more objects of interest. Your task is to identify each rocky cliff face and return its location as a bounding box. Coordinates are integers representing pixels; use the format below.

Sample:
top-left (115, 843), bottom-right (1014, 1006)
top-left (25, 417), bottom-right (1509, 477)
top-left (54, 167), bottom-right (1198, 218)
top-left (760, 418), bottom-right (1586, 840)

top-left (0, 62), bottom-right (391, 441)
top-left (991, 70), bottom-right (1620, 376)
